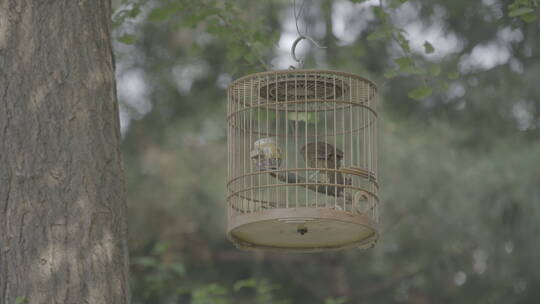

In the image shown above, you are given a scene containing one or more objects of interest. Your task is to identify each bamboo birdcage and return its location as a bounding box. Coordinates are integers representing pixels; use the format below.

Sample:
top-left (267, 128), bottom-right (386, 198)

top-left (227, 69), bottom-right (379, 252)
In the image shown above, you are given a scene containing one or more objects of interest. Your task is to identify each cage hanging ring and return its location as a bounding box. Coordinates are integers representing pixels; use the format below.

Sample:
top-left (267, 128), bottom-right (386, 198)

top-left (291, 36), bottom-right (306, 66)
top-left (291, 35), bottom-right (327, 68)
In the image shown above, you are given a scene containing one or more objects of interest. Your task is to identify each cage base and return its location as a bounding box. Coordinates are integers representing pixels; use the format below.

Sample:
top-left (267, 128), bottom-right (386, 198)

top-left (227, 208), bottom-right (377, 252)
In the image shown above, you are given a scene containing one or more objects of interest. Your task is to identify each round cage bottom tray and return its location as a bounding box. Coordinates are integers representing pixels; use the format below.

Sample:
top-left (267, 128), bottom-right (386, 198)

top-left (227, 208), bottom-right (377, 252)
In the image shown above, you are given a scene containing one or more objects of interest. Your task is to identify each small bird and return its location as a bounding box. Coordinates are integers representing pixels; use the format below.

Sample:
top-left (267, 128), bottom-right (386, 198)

top-left (300, 142), bottom-right (344, 197)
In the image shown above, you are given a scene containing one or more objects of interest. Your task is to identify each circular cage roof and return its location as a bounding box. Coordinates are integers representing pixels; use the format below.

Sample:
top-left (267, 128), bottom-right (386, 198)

top-left (229, 69), bottom-right (377, 112)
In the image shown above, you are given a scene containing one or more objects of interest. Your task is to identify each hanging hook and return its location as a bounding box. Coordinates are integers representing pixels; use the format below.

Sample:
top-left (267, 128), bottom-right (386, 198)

top-left (290, 0), bottom-right (327, 69)
top-left (290, 36), bottom-right (327, 69)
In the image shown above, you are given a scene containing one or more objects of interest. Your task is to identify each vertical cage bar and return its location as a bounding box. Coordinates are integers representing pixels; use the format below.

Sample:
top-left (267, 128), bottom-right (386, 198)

top-left (274, 72), bottom-right (279, 208)
top-left (285, 74), bottom-right (289, 208)
top-left (294, 73), bottom-right (298, 208)
top-left (265, 74), bottom-right (270, 209)
top-left (249, 79), bottom-right (254, 213)
top-left (304, 71), bottom-right (308, 208)
top-left (314, 73), bottom-right (319, 208)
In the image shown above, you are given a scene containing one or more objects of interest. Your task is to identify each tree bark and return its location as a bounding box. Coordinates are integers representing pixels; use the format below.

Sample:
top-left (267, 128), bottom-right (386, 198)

top-left (0, 1), bottom-right (130, 303)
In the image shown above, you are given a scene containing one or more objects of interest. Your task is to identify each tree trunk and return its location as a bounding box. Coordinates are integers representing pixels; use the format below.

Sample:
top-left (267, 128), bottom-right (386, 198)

top-left (0, 1), bottom-right (130, 303)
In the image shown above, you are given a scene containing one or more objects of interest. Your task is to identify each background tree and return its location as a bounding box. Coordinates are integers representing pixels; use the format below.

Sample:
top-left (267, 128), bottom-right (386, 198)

top-left (0, 1), bottom-right (130, 303)
top-left (114, 0), bottom-right (539, 303)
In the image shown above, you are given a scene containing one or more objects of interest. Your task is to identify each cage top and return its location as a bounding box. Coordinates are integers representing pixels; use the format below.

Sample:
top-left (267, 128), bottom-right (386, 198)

top-left (228, 69), bottom-right (378, 112)
top-left (229, 69), bottom-right (377, 90)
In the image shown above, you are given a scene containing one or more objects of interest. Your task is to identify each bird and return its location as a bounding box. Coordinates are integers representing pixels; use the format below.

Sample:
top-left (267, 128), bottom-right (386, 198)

top-left (300, 142), bottom-right (344, 197)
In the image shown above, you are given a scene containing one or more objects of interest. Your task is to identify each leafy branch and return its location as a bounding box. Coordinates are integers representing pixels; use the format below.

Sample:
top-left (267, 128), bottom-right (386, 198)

top-left (508, 0), bottom-right (539, 22)
top-left (112, 0), bottom-right (278, 72)
top-left (366, 0), bottom-right (459, 100)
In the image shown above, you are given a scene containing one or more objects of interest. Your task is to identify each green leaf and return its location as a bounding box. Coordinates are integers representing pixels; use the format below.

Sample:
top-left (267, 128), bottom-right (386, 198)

top-left (384, 69), bottom-right (399, 79)
top-left (423, 41), bottom-right (435, 54)
top-left (521, 12), bottom-right (537, 22)
top-left (408, 85), bottom-right (433, 100)
top-left (395, 56), bottom-right (413, 70)
top-left (15, 296), bottom-right (26, 304)
top-left (206, 19), bottom-right (227, 35)
top-left (394, 56), bottom-right (415, 73)
top-left (429, 65), bottom-right (441, 77)
top-left (509, 7), bottom-right (534, 17)
top-left (128, 5), bottom-right (141, 18)
top-left (350, 0), bottom-right (369, 3)
top-left (183, 14), bottom-right (204, 28)
top-left (372, 6), bottom-right (388, 20)
top-left (367, 28), bottom-right (393, 41)
top-left (253, 109), bottom-right (276, 121)
top-left (287, 112), bottom-right (317, 123)
top-left (448, 71), bottom-right (459, 79)
top-left (171, 263), bottom-right (186, 276)
top-left (410, 67), bottom-right (426, 76)
top-left (441, 82), bottom-right (450, 92)
top-left (149, 7), bottom-right (171, 21)
top-left (244, 52), bottom-right (257, 64)
top-left (117, 34), bottom-right (136, 45)
top-left (191, 284), bottom-right (229, 304)
top-left (389, 0), bottom-right (409, 8)
top-left (396, 33), bottom-right (411, 52)
top-left (226, 44), bottom-right (246, 61)
top-left (153, 242), bottom-right (169, 254)
top-left (234, 278), bottom-right (258, 291)
top-left (394, 57), bottom-right (425, 74)
top-left (268, 31), bottom-right (281, 45)
top-left (324, 297), bottom-right (348, 304)
top-left (132, 256), bottom-right (157, 267)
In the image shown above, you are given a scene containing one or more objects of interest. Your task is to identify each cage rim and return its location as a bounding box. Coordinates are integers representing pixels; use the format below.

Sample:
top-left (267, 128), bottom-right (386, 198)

top-left (227, 68), bottom-right (378, 93)
top-left (226, 167), bottom-right (379, 190)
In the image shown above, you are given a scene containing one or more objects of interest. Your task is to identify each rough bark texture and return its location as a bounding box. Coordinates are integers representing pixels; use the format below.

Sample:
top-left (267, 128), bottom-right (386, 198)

top-left (0, 1), bottom-right (130, 303)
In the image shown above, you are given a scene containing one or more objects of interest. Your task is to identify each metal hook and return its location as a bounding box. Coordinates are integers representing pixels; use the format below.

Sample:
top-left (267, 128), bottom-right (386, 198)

top-left (290, 0), bottom-right (326, 69)
top-left (290, 35), bottom-right (327, 69)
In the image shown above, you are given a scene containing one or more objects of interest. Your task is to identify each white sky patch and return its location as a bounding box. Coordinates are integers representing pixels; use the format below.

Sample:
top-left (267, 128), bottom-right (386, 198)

top-left (332, 0), bottom-right (376, 45)
top-left (273, 11), bottom-right (312, 69)
top-left (274, 31), bottom-right (307, 69)
top-left (497, 27), bottom-right (523, 44)
top-left (396, 4), bottom-right (463, 60)
top-left (481, 0), bottom-right (504, 20)
top-left (454, 271), bottom-right (467, 286)
top-left (216, 73), bottom-right (232, 89)
top-left (445, 83), bottom-right (466, 101)
top-left (403, 21), bottom-right (463, 59)
top-left (509, 58), bottom-right (523, 74)
top-left (119, 107), bottom-right (131, 135)
top-left (504, 241), bottom-right (514, 254)
top-left (171, 61), bottom-right (209, 95)
top-left (458, 42), bottom-right (510, 73)
top-left (458, 27), bottom-right (522, 74)
top-left (113, 2), bottom-right (155, 136)
top-left (273, 2), bottom-right (333, 69)
top-left (118, 69), bottom-right (151, 114)
top-left (514, 279), bottom-right (528, 294)
top-left (512, 100), bottom-right (536, 131)
top-left (473, 249), bottom-right (488, 275)
top-left (116, 68), bottom-right (151, 134)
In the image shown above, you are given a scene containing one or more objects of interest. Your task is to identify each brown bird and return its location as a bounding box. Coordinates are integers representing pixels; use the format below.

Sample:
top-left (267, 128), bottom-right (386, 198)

top-left (300, 142), bottom-right (344, 197)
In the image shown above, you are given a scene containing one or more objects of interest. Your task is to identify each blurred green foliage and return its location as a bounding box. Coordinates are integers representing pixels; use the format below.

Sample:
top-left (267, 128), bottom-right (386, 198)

top-left (112, 0), bottom-right (540, 303)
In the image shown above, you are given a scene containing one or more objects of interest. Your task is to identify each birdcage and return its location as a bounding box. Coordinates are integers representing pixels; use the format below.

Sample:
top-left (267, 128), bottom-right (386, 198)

top-left (227, 69), bottom-right (379, 252)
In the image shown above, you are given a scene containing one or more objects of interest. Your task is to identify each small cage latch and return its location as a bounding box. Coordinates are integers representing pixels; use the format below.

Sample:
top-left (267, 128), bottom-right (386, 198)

top-left (297, 226), bottom-right (308, 235)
